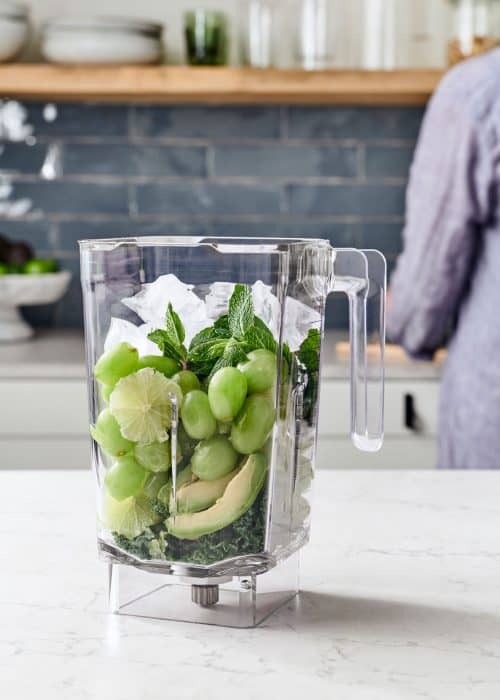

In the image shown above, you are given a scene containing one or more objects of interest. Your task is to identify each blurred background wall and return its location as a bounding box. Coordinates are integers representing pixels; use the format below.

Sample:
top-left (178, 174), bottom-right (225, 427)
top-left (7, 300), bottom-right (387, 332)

top-left (0, 102), bottom-right (422, 329)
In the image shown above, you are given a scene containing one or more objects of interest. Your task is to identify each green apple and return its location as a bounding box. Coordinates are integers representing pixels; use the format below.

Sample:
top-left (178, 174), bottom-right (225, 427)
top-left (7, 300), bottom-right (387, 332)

top-left (23, 259), bottom-right (59, 274)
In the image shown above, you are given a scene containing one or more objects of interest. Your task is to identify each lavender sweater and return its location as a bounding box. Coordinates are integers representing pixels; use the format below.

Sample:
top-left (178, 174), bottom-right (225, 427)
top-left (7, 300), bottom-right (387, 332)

top-left (388, 50), bottom-right (500, 469)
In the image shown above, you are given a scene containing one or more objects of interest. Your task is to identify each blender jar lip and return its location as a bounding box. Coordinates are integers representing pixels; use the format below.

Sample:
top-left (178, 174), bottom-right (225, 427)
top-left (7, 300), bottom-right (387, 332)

top-left (78, 235), bottom-right (331, 251)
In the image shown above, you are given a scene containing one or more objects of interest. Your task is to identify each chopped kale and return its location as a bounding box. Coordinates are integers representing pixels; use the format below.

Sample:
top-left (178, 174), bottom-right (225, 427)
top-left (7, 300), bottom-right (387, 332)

top-left (114, 493), bottom-right (266, 565)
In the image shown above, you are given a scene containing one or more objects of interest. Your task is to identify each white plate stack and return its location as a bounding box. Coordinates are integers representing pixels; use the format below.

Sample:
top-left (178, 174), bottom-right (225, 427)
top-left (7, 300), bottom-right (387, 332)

top-left (0, 1), bottom-right (29, 62)
top-left (41, 15), bottom-right (164, 65)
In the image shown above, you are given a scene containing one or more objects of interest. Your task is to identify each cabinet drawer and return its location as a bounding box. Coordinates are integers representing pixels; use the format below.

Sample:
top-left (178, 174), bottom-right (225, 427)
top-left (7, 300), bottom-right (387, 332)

top-left (319, 380), bottom-right (439, 437)
top-left (0, 380), bottom-right (88, 436)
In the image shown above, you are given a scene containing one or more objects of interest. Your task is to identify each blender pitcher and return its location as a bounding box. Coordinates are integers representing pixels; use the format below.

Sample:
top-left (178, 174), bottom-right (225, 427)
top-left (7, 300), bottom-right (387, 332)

top-left (80, 236), bottom-right (385, 628)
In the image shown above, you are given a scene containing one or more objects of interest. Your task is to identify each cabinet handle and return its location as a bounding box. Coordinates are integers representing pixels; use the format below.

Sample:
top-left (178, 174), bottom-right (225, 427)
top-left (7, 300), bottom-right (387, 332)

top-left (404, 393), bottom-right (422, 432)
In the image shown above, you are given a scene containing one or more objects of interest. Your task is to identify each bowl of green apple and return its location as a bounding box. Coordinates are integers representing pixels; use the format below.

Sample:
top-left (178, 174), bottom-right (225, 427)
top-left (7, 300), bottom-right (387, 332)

top-left (0, 233), bottom-right (71, 342)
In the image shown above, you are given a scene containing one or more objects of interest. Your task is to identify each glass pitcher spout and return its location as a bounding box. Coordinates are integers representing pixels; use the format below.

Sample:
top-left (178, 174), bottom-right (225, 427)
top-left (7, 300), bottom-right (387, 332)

top-left (330, 248), bottom-right (386, 453)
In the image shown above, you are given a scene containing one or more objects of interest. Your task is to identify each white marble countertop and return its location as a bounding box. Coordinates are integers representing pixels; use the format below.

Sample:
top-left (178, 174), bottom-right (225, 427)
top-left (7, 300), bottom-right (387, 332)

top-left (0, 330), bottom-right (442, 381)
top-left (2, 470), bottom-right (499, 700)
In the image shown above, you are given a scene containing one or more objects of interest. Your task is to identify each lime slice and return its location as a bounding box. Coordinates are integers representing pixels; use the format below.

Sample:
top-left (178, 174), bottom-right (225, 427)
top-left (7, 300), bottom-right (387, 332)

top-left (134, 441), bottom-right (171, 473)
top-left (101, 490), bottom-right (160, 539)
top-left (110, 367), bottom-right (183, 444)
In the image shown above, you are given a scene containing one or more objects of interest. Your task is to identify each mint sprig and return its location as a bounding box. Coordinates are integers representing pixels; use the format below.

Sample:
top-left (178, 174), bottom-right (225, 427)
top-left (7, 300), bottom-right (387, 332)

top-left (148, 285), bottom-right (280, 378)
top-left (188, 284), bottom-right (261, 376)
top-left (148, 302), bottom-right (187, 365)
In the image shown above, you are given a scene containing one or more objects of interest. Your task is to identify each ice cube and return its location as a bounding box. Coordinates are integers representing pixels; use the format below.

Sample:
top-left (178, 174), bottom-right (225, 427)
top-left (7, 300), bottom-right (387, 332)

top-left (205, 282), bottom-right (235, 320)
top-left (252, 281), bottom-right (280, 338)
top-left (283, 297), bottom-right (321, 351)
top-left (104, 318), bottom-right (159, 357)
top-left (121, 274), bottom-right (209, 345)
top-left (110, 273), bottom-right (321, 356)
top-left (251, 279), bottom-right (321, 350)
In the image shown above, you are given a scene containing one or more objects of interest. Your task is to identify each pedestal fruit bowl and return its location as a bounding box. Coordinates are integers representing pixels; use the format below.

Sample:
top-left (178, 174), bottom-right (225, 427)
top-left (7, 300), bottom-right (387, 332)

top-left (0, 270), bottom-right (71, 341)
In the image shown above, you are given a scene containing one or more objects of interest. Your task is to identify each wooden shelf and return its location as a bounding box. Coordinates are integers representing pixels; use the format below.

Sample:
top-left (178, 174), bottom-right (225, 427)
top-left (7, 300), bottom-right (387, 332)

top-left (0, 65), bottom-right (442, 104)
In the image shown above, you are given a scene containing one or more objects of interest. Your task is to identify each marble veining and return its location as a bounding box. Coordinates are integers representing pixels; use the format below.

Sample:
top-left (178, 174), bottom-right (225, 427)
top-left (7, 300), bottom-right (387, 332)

top-left (2, 470), bottom-right (500, 699)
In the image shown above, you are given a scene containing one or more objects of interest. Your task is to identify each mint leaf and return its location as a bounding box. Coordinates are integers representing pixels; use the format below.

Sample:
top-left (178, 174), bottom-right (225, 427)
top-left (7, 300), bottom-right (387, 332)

top-left (283, 342), bottom-right (293, 367)
top-left (165, 303), bottom-right (185, 346)
top-left (228, 284), bottom-right (254, 340)
top-left (209, 338), bottom-right (248, 378)
top-left (189, 326), bottom-right (218, 350)
top-left (147, 329), bottom-right (185, 365)
top-left (187, 316), bottom-right (235, 376)
top-left (187, 337), bottom-right (230, 376)
top-left (189, 320), bottom-right (231, 351)
top-left (298, 329), bottom-right (321, 373)
top-left (298, 329), bottom-right (321, 425)
top-left (244, 316), bottom-right (277, 353)
top-left (214, 314), bottom-right (230, 333)
top-left (147, 302), bottom-right (187, 364)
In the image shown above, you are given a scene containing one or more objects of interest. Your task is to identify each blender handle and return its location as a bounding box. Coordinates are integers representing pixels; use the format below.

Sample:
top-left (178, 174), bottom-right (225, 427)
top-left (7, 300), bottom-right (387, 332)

top-left (330, 248), bottom-right (386, 452)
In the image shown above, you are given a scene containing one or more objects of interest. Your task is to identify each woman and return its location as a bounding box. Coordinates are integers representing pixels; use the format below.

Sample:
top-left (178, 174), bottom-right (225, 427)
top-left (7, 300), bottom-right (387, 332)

top-left (388, 49), bottom-right (500, 469)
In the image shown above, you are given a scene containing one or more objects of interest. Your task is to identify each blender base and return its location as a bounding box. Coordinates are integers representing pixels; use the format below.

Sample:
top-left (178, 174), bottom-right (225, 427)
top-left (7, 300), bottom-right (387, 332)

top-left (106, 552), bottom-right (300, 628)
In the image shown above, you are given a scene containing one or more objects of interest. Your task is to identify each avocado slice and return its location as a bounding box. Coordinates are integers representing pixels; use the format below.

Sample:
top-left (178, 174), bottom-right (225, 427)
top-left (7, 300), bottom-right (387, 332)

top-left (168, 464), bottom-right (198, 513)
top-left (167, 452), bottom-right (267, 540)
top-left (173, 467), bottom-right (239, 514)
top-left (176, 465), bottom-right (196, 488)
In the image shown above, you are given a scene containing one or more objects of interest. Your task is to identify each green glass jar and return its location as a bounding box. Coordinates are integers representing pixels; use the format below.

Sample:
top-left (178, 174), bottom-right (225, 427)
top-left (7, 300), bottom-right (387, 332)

top-left (184, 10), bottom-right (228, 66)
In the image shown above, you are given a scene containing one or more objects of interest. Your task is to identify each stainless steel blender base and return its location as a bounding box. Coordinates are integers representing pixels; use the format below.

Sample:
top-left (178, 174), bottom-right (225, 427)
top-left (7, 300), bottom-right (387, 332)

top-left (106, 552), bottom-right (300, 628)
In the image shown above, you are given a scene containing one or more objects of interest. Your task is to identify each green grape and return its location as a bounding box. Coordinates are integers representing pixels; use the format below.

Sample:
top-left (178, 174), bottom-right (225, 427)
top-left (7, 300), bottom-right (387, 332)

top-left (157, 481), bottom-right (172, 507)
top-left (231, 394), bottom-right (276, 454)
top-left (238, 349), bottom-right (277, 394)
top-left (90, 409), bottom-right (134, 458)
top-left (143, 471), bottom-right (169, 499)
top-left (134, 441), bottom-right (172, 473)
top-left (100, 384), bottom-right (113, 404)
top-left (172, 370), bottom-right (200, 395)
top-left (178, 421), bottom-right (197, 460)
top-left (218, 420), bottom-right (231, 435)
top-left (279, 357), bottom-right (290, 419)
top-left (208, 367), bottom-right (247, 423)
top-left (191, 435), bottom-right (239, 481)
top-left (137, 355), bottom-right (180, 378)
top-left (180, 390), bottom-right (217, 440)
top-left (94, 342), bottom-right (139, 388)
top-left (104, 455), bottom-right (148, 501)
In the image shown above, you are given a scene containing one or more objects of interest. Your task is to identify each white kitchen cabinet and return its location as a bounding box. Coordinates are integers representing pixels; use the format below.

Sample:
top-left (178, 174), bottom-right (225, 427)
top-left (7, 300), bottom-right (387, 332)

top-left (0, 332), bottom-right (91, 470)
top-left (0, 331), bottom-right (441, 470)
top-left (317, 379), bottom-right (439, 469)
top-left (0, 378), bottom-right (90, 469)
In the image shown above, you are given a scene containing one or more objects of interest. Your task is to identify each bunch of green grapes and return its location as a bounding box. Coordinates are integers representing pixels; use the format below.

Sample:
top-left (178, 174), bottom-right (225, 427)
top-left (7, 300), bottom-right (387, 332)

top-left (91, 340), bottom-right (277, 550)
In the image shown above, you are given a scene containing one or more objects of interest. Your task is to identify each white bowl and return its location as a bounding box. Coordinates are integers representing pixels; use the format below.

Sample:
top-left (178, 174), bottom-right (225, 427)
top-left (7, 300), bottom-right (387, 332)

top-left (41, 15), bottom-right (163, 65)
top-left (0, 271), bottom-right (71, 341)
top-left (0, 1), bottom-right (29, 62)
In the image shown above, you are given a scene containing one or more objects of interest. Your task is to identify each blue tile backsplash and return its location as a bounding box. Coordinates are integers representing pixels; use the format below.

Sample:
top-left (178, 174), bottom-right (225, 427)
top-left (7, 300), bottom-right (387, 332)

top-left (0, 102), bottom-right (424, 329)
